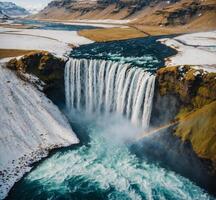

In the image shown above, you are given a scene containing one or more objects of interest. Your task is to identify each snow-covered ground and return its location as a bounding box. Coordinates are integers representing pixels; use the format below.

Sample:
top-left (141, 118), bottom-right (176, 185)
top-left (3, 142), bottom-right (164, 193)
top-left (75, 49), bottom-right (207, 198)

top-left (72, 19), bottom-right (133, 24)
top-left (0, 64), bottom-right (79, 199)
top-left (159, 31), bottom-right (216, 72)
top-left (0, 27), bottom-right (93, 57)
top-left (62, 21), bottom-right (125, 28)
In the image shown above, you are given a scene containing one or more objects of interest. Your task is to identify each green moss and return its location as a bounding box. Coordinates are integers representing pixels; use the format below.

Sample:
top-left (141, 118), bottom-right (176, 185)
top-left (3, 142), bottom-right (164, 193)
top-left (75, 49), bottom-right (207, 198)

top-left (156, 65), bottom-right (216, 165)
top-left (192, 95), bottom-right (212, 109)
top-left (6, 51), bottom-right (66, 104)
top-left (176, 101), bottom-right (216, 162)
top-left (157, 65), bottom-right (216, 107)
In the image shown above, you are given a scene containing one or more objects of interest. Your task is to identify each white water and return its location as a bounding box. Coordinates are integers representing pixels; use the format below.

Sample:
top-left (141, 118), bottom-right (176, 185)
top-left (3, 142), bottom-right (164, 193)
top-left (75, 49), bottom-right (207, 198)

top-left (14, 114), bottom-right (213, 200)
top-left (65, 59), bottom-right (156, 129)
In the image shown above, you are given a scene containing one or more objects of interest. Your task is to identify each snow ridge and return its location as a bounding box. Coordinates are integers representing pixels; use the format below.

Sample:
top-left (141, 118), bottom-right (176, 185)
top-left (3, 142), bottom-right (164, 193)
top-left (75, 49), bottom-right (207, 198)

top-left (0, 64), bottom-right (79, 199)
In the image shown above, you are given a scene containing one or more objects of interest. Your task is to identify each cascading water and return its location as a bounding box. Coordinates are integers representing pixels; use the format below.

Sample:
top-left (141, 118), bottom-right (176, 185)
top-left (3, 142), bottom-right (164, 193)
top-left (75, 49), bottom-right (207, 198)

top-left (8, 58), bottom-right (214, 200)
top-left (65, 58), bottom-right (156, 129)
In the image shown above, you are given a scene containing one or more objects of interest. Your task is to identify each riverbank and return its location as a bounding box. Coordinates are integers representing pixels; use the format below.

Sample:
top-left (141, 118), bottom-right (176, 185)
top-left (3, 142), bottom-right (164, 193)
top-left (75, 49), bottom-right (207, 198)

top-left (158, 31), bottom-right (216, 72)
top-left (0, 27), bottom-right (93, 58)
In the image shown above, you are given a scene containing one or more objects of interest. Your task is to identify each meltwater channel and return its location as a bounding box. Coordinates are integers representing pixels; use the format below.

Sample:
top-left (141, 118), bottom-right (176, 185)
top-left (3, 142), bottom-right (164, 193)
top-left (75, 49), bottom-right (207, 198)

top-left (7, 59), bottom-right (214, 200)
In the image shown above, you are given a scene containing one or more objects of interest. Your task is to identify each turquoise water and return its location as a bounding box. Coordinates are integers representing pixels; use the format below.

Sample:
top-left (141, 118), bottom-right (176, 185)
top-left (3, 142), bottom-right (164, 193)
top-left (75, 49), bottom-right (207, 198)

top-left (70, 36), bottom-right (177, 71)
top-left (5, 21), bottom-right (214, 199)
top-left (7, 112), bottom-right (214, 200)
top-left (13, 19), bottom-right (100, 31)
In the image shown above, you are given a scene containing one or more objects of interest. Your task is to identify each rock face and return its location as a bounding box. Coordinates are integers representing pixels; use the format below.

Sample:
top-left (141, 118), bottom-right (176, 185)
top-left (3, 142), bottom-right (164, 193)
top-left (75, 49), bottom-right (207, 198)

top-left (34, 0), bottom-right (216, 31)
top-left (153, 65), bottom-right (216, 168)
top-left (36, 0), bottom-right (179, 19)
top-left (0, 1), bottom-right (29, 17)
top-left (156, 66), bottom-right (216, 109)
top-left (6, 51), bottom-right (66, 105)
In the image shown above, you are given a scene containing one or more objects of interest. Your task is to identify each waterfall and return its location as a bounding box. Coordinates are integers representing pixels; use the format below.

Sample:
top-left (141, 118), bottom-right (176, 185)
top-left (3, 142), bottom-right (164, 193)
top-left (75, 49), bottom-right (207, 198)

top-left (65, 58), bottom-right (156, 128)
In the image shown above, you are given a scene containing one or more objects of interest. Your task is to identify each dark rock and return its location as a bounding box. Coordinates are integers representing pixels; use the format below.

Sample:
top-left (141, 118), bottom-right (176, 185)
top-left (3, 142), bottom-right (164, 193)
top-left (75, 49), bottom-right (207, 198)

top-left (6, 51), bottom-right (66, 105)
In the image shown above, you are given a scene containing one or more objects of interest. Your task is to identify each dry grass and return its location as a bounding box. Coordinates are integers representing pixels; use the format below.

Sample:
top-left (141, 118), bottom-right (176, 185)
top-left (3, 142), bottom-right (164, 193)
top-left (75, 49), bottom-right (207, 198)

top-left (79, 27), bottom-right (146, 42)
top-left (0, 49), bottom-right (41, 59)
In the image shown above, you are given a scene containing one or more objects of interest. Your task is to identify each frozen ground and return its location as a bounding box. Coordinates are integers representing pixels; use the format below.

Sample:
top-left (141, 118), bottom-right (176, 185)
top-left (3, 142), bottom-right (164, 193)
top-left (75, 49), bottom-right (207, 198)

top-left (0, 64), bottom-right (79, 199)
top-left (62, 22), bottom-right (124, 28)
top-left (0, 27), bottom-right (93, 57)
top-left (159, 31), bottom-right (216, 72)
top-left (72, 19), bottom-right (133, 24)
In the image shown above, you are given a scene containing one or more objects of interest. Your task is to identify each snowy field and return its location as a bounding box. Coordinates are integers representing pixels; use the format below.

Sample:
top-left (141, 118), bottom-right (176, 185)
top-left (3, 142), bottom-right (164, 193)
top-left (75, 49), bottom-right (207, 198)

top-left (72, 19), bottom-right (132, 24)
top-left (0, 27), bottom-right (93, 57)
top-left (0, 64), bottom-right (79, 199)
top-left (159, 31), bottom-right (216, 72)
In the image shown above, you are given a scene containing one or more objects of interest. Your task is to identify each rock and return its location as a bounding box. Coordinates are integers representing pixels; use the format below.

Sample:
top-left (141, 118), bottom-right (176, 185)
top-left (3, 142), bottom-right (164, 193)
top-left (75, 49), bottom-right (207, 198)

top-left (153, 65), bottom-right (216, 171)
top-left (156, 65), bottom-right (216, 108)
top-left (6, 51), bottom-right (66, 105)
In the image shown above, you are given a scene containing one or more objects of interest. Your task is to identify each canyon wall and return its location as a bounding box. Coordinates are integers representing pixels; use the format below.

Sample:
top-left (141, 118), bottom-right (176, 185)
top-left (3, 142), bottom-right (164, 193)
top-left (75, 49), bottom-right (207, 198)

top-left (6, 53), bottom-right (216, 172)
top-left (153, 65), bottom-right (216, 169)
top-left (6, 51), bottom-right (66, 105)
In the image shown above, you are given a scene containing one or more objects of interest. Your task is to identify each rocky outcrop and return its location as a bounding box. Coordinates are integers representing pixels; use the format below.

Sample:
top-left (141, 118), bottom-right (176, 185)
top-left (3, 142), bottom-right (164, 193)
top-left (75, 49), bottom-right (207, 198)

top-left (156, 66), bottom-right (216, 109)
top-left (158, 1), bottom-right (216, 26)
top-left (153, 65), bottom-right (216, 169)
top-left (6, 51), bottom-right (66, 105)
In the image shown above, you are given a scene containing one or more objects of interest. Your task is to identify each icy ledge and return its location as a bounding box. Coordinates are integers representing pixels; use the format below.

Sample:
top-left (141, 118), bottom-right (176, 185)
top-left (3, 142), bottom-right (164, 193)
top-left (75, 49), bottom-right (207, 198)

top-left (158, 31), bottom-right (216, 72)
top-left (0, 64), bottom-right (79, 199)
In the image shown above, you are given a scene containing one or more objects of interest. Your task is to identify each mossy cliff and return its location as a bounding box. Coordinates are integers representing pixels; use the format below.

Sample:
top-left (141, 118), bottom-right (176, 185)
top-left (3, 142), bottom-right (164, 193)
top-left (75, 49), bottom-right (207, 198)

top-left (6, 51), bottom-right (66, 105)
top-left (154, 65), bottom-right (216, 167)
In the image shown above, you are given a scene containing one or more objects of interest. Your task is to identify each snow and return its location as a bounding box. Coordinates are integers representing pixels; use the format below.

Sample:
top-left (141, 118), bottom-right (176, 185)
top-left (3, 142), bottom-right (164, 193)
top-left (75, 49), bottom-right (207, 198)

top-left (0, 33), bottom-right (71, 57)
top-left (175, 31), bottom-right (216, 47)
top-left (0, 28), bottom-right (93, 45)
top-left (0, 64), bottom-right (79, 199)
top-left (72, 19), bottom-right (133, 24)
top-left (0, 27), bottom-right (93, 57)
top-left (0, 1), bottom-right (29, 16)
top-left (62, 22), bottom-right (124, 28)
top-left (159, 31), bottom-right (216, 72)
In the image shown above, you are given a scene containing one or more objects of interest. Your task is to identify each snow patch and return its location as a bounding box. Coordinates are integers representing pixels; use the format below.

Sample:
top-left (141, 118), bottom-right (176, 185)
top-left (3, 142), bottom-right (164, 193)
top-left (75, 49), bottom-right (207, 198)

top-left (62, 22), bottom-right (124, 28)
top-left (72, 19), bottom-right (133, 24)
top-left (159, 31), bottom-right (216, 72)
top-left (0, 64), bottom-right (79, 199)
top-left (0, 27), bottom-right (93, 57)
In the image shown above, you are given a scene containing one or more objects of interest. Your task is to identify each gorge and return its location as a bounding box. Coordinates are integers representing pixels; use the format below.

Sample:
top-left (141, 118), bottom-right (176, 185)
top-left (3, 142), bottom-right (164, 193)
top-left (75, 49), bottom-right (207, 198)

top-left (0, 11), bottom-right (216, 199)
top-left (4, 46), bottom-right (216, 199)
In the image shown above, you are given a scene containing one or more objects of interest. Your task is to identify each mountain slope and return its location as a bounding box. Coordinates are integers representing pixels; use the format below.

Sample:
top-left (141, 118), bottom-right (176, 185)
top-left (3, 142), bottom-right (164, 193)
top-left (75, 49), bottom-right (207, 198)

top-left (35, 0), bottom-right (176, 20)
top-left (0, 1), bottom-right (29, 16)
top-left (33, 0), bottom-right (216, 34)
top-left (0, 9), bottom-right (9, 19)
